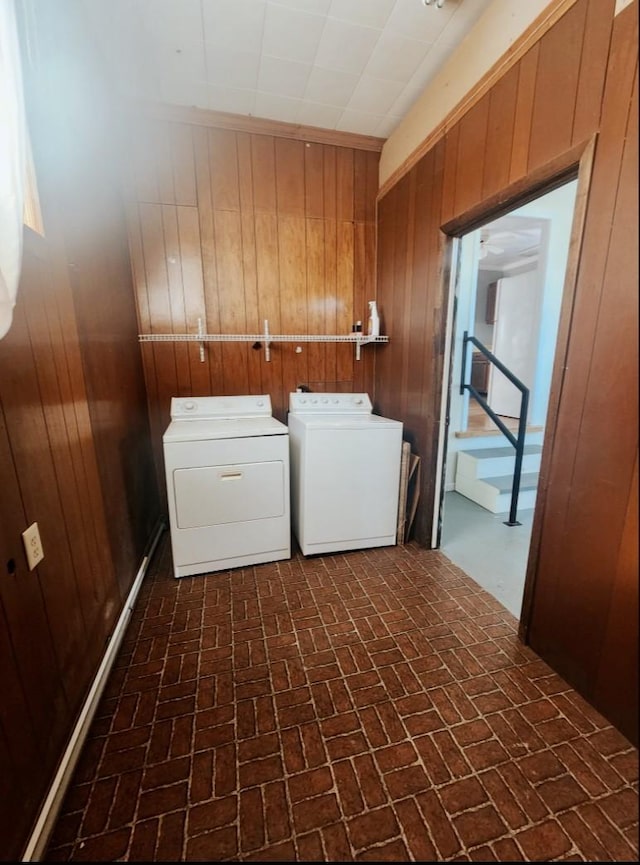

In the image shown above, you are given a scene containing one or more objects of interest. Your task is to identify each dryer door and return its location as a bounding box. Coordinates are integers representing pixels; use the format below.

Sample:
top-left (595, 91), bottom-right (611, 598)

top-left (173, 460), bottom-right (285, 528)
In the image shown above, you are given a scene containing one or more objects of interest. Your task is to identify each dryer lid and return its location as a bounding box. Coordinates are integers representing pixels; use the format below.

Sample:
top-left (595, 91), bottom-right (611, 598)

top-left (170, 394), bottom-right (273, 420)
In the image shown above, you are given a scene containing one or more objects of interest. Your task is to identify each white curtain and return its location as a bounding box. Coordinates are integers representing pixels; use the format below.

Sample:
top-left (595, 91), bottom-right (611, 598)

top-left (0, 0), bottom-right (27, 340)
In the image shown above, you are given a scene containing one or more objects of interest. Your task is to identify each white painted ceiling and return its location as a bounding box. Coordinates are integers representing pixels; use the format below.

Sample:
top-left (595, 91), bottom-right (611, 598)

top-left (478, 216), bottom-right (546, 271)
top-left (82, 0), bottom-right (494, 139)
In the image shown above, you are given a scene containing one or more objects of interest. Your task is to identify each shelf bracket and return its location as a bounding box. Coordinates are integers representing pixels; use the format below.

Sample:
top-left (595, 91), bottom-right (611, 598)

top-left (197, 316), bottom-right (205, 362)
top-left (263, 318), bottom-right (271, 362)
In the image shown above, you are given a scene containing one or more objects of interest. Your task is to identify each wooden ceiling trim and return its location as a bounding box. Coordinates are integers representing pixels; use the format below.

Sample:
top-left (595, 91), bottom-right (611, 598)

top-left (140, 103), bottom-right (386, 153)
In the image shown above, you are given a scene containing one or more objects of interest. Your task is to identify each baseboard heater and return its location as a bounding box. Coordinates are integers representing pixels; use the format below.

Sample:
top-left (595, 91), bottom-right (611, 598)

top-left (21, 519), bottom-right (166, 862)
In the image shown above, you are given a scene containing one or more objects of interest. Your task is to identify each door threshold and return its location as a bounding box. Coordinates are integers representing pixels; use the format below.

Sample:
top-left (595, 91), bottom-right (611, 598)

top-left (455, 424), bottom-right (544, 439)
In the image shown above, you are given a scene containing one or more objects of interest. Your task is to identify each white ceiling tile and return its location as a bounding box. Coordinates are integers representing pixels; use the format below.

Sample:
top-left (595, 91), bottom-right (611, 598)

top-left (205, 46), bottom-right (261, 90)
top-left (79, 0), bottom-right (505, 140)
top-left (258, 55), bottom-right (312, 98)
top-left (153, 41), bottom-right (207, 84)
top-left (262, 3), bottom-right (326, 63)
top-left (269, 0), bottom-right (332, 13)
top-left (202, 0), bottom-right (267, 54)
top-left (327, 0), bottom-right (396, 29)
top-left (384, 0), bottom-right (455, 42)
top-left (335, 108), bottom-right (382, 136)
top-left (254, 91), bottom-right (302, 123)
top-left (347, 75), bottom-right (405, 115)
top-left (140, 0), bottom-right (204, 46)
top-left (159, 76), bottom-right (209, 109)
top-left (207, 84), bottom-right (256, 115)
top-left (303, 66), bottom-right (359, 107)
top-left (363, 31), bottom-right (428, 82)
top-left (297, 100), bottom-right (342, 128)
top-left (314, 18), bottom-right (381, 75)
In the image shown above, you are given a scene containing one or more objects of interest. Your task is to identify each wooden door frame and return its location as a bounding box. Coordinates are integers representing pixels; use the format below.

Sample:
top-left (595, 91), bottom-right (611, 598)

top-left (436, 134), bottom-right (597, 640)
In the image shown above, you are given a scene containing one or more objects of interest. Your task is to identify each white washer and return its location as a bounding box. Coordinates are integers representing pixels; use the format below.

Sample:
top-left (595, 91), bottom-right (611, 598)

top-left (163, 395), bottom-right (290, 578)
top-left (288, 393), bottom-right (403, 556)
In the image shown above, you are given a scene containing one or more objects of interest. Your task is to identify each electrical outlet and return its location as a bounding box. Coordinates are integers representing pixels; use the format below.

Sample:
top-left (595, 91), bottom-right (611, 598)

top-left (22, 522), bottom-right (44, 571)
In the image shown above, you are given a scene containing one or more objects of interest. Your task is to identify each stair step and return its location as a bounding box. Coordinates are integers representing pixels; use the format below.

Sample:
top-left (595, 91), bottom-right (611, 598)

top-left (456, 444), bottom-right (542, 481)
top-left (454, 471), bottom-right (539, 514)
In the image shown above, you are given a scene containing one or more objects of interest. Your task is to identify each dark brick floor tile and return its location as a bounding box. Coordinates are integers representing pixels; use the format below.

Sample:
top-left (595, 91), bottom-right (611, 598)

top-left (597, 786), bottom-right (639, 830)
top-left (453, 803), bottom-right (508, 848)
top-left (288, 766), bottom-right (334, 802)
top-left (43, 540), bottom-right (640, 863)
top-left (559, 810), bottom-right (611, 860)
top-left (334, 760), bottom-right (366, 816)
top-left (292, 792), bottom-right (341, 834)
top-left (492, 836), bottom-right (526, 861)
top-left (353, 753), bottom-right (388, 809)
top-left (128, 818), bottom-right (158, 861)
top-left (416, 790), bottom-right (462, 859)
top-left (137, 781), bottom-right (189, 820)
top-left (321, 821), bottom-right (353, 861)
top-left (188, 795), bottom-right (237, 835)
top-left (157, 811), bottom-right (185, 861)
top-left (537, 774), bottom-right (590, 812)
top-left (347, 806), bottom-right (400, 851)
top-left (185, 825), bottom-right (237, 861)
top-left (72, 828), bottom-right (131, 861)
top-left (478, 767), bottom-right (527, 830)
top-left (244, 839), bottom-right (297, 861)
top-left (515, 819), bottom-right (573, 860)
top-left (355, 837), bottom-right (409, 859)
top-left (440, 776), bottom-right (489, 814)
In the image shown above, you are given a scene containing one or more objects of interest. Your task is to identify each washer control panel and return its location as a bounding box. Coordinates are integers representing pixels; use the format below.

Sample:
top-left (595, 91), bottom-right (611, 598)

top-left (170, 395), bottom-right (272, 420)
top-left (288, 393), bottom-right (372, 413)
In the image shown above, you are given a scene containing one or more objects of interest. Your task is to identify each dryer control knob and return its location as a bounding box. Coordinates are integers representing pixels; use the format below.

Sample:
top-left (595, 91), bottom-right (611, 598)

top-left (354, 398), bottom-right (363, 405)
top-left (256, 400), bottom-right (265, 407)
top-left (311, 398), bottom-right (318, 404)
top-left (333, 398), bottom-right (339, 404)
top-left (321, 398), bottom-right (328, 404)
top-left (299, 398), bottom-right (307, 404)
top-left (183, 400), bottom-right (197, 411)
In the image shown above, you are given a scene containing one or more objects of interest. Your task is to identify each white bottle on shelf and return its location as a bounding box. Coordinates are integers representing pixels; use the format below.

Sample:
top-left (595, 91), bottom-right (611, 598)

top-left (367, 300), bottom-right (380, 337)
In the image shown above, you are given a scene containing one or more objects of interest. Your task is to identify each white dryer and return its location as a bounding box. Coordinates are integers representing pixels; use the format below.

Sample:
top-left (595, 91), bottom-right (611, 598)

top-left (288, 393), bottom-right (403, 556)
top-left (163, 395), bottom-right (290, 578)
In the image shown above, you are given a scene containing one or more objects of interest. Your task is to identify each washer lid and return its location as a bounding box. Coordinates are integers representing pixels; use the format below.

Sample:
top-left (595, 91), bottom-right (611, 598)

top-left (164, 415), bottom-right (288, 442)
top-left (289, 413), bottom-right (402, 431)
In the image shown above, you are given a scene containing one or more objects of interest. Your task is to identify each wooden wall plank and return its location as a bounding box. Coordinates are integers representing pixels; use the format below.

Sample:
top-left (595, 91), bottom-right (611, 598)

top-left (209, 128), bottom-right (240, 211)
top-left (252, 135), bottom-right (277, 212)
top-left (214, 209), bottom-right (250, 395)
top-left (571, 0), bottom-right (615, 143)
top-left (275, 138), bottom-right (305, 217)
top-left (169, 122), bottom-right (197, 206)
top-left (527, 0), bottom-right (587, 170)
top-left (482, 66), bottom-right (519, 199)
top-left (453, 95), bottom-right (490, 216)
top-left (304, 142), bottom-right (324, 219)
top-left (509, 45), bottom-right (540, 182)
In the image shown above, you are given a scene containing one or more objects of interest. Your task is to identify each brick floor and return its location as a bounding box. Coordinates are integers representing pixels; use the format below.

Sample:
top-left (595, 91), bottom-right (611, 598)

top-left (44, 535), bottom-right (639, 861)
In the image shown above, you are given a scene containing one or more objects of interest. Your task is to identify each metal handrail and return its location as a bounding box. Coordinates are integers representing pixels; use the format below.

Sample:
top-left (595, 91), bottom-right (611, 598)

top-left (460, 331), bottom-right (530, 526)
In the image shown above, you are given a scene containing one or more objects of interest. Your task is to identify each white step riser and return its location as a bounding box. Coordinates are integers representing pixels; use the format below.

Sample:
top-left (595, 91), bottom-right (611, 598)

top-left (457, 450), bottom-right (541, 481)
top-left (454, 476), bottom-right (538, 514)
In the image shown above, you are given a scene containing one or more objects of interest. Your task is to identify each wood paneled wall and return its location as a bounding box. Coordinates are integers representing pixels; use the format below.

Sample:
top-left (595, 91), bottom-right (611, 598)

top-left (126, 120), bottom-right (379, 497)
top-left (0, 3), bottom-right (160, 859)
top-left (375, 0), bottom-right (638, 742)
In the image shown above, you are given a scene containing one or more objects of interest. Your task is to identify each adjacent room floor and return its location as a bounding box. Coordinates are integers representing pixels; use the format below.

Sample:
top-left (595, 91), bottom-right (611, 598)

top-left (44, 534), bottom-right (638, 862)
top-left (440, 491), bottom-right (534, 618)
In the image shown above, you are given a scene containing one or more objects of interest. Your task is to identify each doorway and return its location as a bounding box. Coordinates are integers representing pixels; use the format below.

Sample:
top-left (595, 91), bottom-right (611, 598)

top-left (436, 179), bottom-right (578, 619)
